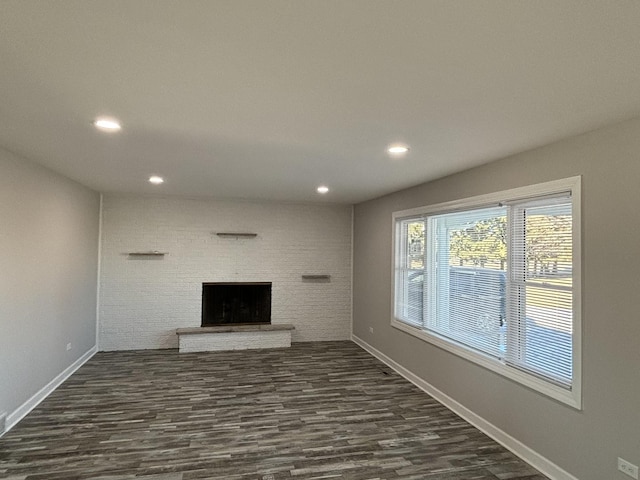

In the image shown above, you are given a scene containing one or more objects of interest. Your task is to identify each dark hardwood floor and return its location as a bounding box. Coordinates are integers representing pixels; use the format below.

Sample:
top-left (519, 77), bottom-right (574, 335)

top-left (0, 341), bottom-right (548, 480)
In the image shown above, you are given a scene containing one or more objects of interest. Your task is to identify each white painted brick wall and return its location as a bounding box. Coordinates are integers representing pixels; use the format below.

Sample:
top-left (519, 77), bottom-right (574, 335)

top-left (99, 195), bottom-right (352, 350)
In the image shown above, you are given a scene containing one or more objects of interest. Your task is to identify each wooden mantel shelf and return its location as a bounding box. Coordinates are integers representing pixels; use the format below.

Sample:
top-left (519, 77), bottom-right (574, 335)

top-left (176, 324), bottom-right (295, 335)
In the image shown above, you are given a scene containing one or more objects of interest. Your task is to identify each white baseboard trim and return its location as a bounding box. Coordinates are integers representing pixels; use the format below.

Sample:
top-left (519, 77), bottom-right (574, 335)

top-left (3, 346), bottom-right (98, 436)
top-left (351, 335), bottom-right (578, 480)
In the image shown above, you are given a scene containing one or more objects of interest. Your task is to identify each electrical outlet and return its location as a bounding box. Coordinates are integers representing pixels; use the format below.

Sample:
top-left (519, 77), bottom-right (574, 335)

top-left (369, 326), bottom-right (374, 333)
top-left (66, 343), bottom-right (72, 351)
top-left (618, 457), bottom-right (639, 479)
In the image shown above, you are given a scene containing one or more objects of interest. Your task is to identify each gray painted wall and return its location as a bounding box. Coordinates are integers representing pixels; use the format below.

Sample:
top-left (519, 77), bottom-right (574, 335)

top-left (353, 117), bottom-right (640, 480)
top-left (0, 147), bottom-right (100, 420)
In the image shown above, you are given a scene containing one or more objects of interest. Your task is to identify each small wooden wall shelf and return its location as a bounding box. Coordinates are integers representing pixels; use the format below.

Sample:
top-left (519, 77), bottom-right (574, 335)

top-left (128, 251), bottom-right (167, 256)
top-left (301, 275), bottom-right (331, 280)
top-left (216, 232), bottom-right (258, 238)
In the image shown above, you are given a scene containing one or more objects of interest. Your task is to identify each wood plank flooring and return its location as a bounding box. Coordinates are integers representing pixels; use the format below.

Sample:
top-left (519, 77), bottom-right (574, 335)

top-left (0, 341), bottom-right (548, 480)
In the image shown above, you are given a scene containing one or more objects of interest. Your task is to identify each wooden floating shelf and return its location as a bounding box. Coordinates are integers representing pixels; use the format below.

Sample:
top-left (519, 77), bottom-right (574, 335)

top-left (216, 232), bottom-right (258, 238)
top-left (128, 251), bottom-right (167, 256)
top-left (301, 275), bottom-right (331, 280)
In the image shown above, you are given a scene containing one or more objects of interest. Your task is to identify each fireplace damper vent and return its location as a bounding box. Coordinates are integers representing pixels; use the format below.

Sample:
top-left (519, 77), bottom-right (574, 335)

top-left (202, 282), bottom-right (271, 326)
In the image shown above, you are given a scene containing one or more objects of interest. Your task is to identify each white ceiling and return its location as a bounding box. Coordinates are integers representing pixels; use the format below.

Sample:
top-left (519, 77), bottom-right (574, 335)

top-left (1, 1), bottom-right (640, 204)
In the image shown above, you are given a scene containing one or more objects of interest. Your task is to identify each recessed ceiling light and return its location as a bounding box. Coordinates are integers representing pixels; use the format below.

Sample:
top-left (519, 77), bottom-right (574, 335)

top-left (387, 144), bottom-right (410, 156)
top-left (93, 117), bottom-right (121, 132)
top-left (317, 185), bottom-right (329, 194)
top-left (149, 176), bottom-right (164, 185)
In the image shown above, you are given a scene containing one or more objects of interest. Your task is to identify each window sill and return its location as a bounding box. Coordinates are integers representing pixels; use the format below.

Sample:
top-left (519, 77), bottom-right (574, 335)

top-left (390, 318), bottom-right (581, 410)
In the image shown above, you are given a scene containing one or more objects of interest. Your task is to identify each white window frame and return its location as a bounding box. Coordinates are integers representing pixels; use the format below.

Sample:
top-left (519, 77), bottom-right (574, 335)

top-left (391, 176), bottom-right (582, 409)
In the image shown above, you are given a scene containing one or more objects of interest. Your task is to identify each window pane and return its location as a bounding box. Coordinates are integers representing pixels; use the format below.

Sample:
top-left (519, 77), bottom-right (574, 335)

top-left (507, 199), bottom-right (573, 387)
top-left (396, 219), bottom-right (425, 326)
top-left (427, 207), bottom-right (507, 357)
top-left (524, 286), bottom-right (572, 384)
top-left (406, 220), bottom-right (425, 269)
top-left (447, 211), bottom-right (508, 270)
top-left (446, 267), bottom-right (507, 356)
top-left (395, 268), bottom-right (424, 327)
top-left (525, 203), bottom-right (572, 288)
top-left (406, 269), bottom-right (424, 325)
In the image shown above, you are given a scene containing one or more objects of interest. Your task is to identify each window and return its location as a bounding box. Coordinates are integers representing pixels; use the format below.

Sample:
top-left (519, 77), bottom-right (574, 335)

top-left (392, 177), bottom-right (581, 408)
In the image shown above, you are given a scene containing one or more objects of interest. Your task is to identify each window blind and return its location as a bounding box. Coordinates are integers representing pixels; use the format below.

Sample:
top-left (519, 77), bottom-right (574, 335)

top-left (506, 198), bottom-right (573, 387)
top-left (427, 206), bottom-right (507, 358)
top-left (395, 218), bottom-right (426, 327)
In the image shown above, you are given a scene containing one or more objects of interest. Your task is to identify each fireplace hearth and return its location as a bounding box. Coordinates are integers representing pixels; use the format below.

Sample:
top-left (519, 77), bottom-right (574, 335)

top-left (202, 282), bottom-right (271, 326)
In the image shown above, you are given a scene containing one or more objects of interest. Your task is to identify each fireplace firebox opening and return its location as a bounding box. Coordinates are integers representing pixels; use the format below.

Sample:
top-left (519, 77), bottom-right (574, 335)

top-left (202, 282), bottom-right (272, 326)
